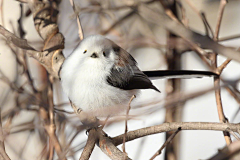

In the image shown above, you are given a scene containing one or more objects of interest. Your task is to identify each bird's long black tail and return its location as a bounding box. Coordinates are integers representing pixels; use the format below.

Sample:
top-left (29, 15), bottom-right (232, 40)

top-left (143, 70), bottom-right (218, 80)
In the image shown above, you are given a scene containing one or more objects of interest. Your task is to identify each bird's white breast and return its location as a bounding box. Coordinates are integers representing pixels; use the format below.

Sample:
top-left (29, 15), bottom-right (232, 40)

top-left (61, 55), bottom-right (138, 116)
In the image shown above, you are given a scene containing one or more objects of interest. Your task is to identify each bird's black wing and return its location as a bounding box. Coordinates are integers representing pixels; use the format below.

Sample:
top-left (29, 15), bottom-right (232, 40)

top-left (107, 66), bottom-right (160, 92)
top-left (106, 47), bottom-right (160, 92)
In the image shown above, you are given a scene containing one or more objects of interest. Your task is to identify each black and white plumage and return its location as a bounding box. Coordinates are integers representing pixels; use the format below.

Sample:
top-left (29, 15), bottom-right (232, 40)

top-left (60, 35), bottom-right (217, 116)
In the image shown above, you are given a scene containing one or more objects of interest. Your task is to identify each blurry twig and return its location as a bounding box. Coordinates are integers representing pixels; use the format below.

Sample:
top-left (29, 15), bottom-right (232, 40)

top-left (138, 4), bottom-right (240, 62)
top-left (213, 0), bottom-right (232, 146)
top-left (0, 108), bottom-right (10, 160)
top-left (214, 0), bottom-right (227, 41)
top-left (150, 127), bottom-right (181, 160)
top-left (69, 0), bottom-right (84, 40)
top-left (183, 0), bottom-right (214, 37)
top-left (219, 34), bottom-right (240, 42)
top-left (0, 0), bottom-right (4, 27)
top-left (208, 141), bottom-right (240, 160)
top-left (123, 95), bottom-right (136, 157)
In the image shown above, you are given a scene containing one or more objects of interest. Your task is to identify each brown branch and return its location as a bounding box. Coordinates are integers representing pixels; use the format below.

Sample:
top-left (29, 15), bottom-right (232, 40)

top-left (137, 4), bottom-right (240, 63)
top-left (98, 130), bottom-right (132, 160)
top-left (79, 129), bottom-right (97, 160)
top-left (213, 0), bottom-right (231, 146)
top-left (122, 95), bottom-right (136, 157)
top-left (26, 0), bottom-right (65, 78)
top-left (208, 141), bottom-right (240, 160)
top-left (0, 25), bottom-right (35, 50)
top-left (0, 108), bottom-right (10, 160)
top-left (150, 128), bottom-right (181, 160)
top-left (218, 34), bottom-right (240, 42)
top-left (47, 76), bottom-right (56, 159)
top-left (101, 10), bottom-right (136, 35)
top-left (217, 59), bottom-right (231, 73)
top-left (112, 122), bottom-right (240, 146)
top-left (0, 0), bottom-right (4, 27)
top-left (44, 123), bottom-right (66, 160)
top-left (48, 141), bottom-right (54, 160)
top-left (183, 0), bottom-right (214, 37)
top-left (69, 0), bottom-right (84, 40)
top-left (214, 0), bottom-right (227, 41)
top-left (0, 24), bottom-right (64, 78)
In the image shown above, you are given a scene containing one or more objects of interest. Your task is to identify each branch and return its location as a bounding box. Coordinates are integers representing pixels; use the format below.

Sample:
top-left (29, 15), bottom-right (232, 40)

top-left (150, 128), bottom-right (181, 160)
top-left (138, 4), bottom-right (240, 63)
top-left (208, 141), bottom-right (240, 160)
top-left (79, 129), bottom-right (97, 160)
top-left (122, 95), bottom-right (135, 156)
top-left (214, 0), bottom-right (227, 41)
top-left (0, 25), bottom-right (35, 50)
top-left (112, 122), bottom-right (240, 146)
top-left (69, 0), bottom-right (84, 40)
top-left (0, 24), bottom-right (64, 78)
top-left (98, 130), bottom-right (131, 160)
top-left (213, 0), bottom-right (232, 145)
top-left (0, 109), bottom-right (10, 160)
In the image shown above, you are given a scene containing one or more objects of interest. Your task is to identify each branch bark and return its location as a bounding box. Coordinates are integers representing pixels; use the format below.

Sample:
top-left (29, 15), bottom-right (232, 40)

top-left (98, 130), bottom-right (131, 160)
top-left (0, 109), bottom-right (10, 160)
top-left (112, 122), bottom-right (240, 146)
top-left (80, 129), bottom-right (97, 160)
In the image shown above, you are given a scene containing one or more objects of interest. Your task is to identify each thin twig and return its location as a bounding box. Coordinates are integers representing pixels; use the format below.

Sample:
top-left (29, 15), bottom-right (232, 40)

top-left (122, 95), bottom-right (136, 157)
top-left (214, 0), bottom-right (227, 41)
top-left (208, 141), bottom-right (240, 160)
top-left (150, 127), bottom-right (181, 160)
top-left (47, 75), bottom-right (55, 159)
top-left (0, 108), bottom-right (10, 160)
top-left (69, 0), bottom-right (84, 40)
top-left (183, 0), bottom-right (214, 37)
top-left (218, 34), bottom-right (240, 42)
top-left (0, 0), bottom-right (4, 27)
top-left (228, 131), bottom-right (240, 141)
top-left (138, 4), bottom-right (240, 63)
top-left (213, 0), bottom-right (232, 146)
top-left (217, 58), bottom-right (231, 73)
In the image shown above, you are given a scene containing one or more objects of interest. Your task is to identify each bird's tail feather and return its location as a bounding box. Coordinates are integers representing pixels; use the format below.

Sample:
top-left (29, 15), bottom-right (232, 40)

top-left (143, 70), bottom-right (218, 80)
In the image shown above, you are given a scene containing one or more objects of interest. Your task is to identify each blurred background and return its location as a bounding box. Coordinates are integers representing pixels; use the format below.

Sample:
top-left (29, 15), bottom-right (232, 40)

top-left (0, 0), bottom-right (240, 159)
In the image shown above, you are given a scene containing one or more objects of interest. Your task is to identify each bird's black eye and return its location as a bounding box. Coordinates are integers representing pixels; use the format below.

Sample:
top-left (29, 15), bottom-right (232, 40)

top-left (103, 51), bottom-right (106, 57)
top-left (83, 50), bottom-right (87, 54)
top-left (90, 53), bottom-right (98, 58)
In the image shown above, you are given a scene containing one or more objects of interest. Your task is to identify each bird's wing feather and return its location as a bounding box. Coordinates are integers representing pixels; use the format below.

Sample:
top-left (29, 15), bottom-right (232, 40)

top-left (106, 48), bottom-right (160, 92)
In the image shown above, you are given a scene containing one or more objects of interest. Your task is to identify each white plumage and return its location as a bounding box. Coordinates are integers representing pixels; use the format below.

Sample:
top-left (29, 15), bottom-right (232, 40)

top-left (60, 35), bottom-right (218, 117)
top-left (60, 35), bottom-right (139, 116)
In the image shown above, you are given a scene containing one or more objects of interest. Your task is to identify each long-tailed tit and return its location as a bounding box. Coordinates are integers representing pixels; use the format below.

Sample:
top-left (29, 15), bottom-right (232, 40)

top-left (60, 35), bottom-right (217, 116)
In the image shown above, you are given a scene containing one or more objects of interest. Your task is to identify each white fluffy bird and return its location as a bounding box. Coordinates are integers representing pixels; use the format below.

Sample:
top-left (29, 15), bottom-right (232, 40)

top-left (60, 35), bottom-right (217, 116)
top-left (60, 35), bottom-right (159, 116)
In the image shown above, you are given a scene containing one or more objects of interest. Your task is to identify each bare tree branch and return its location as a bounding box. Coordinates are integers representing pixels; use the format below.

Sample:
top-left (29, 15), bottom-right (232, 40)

top-left (98, 130), bottom-right (132, 160)
top-left (0, 109), bottom-right (10, 160)
top-left (213, 0), bottom-right (232, 146)
top-left (150, 127), bottom-right (181, 160)
top-left (208, 141), bottom-right (240, 160)
top-left (112, 122), bottom-right (240, 146)
top-left (138, 4), bottom-right (240, 63)
top-left (79, 129), bottom-right (97, 160)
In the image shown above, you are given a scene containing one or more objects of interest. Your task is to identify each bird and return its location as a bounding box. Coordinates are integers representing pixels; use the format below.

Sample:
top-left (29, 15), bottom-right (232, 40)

top-left (60, 35), bottom-right (217, 117)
